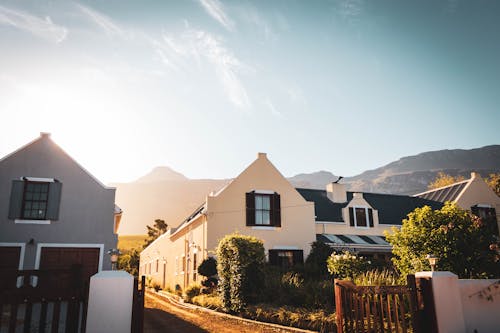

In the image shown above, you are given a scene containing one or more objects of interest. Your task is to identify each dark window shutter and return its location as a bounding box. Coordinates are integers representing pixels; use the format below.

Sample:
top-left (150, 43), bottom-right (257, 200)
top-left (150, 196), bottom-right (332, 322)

top-left (349, 207), bottom-right (354, 226)
top-left (368, 209), bottom-right (374, 227)
top-left (268, 250), bottom-right (278, 265)
top-left (46, 181), bottom-right (62, 220)
top-left (8, 180), bottom-right (24, 219)
top-left (272, 193), bottom-right (281, 227)
top-left (246, 192), bottom-right (255, 226)
top-left (292, 250), bottom-right (304, 265)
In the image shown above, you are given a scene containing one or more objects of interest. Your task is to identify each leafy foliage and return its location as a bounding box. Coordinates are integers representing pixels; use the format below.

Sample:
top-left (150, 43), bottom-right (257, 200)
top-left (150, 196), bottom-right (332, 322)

top-left (198, 257), bottom-right (217, 277)
top-left (143, 219), bottom-right (168, 247)
top-left (305, 241), bottom-right (334, 278)
top-left (327, 251), bottom-right (370, 279)
top-left (117, 248), bottom-right (140, 277)
top-left (354, 269), bottom-right (399, 286)
top-left (486, 173), bottom-right (500, 197)
top-left (385, 202), bottom-right (500, 279)
top-left (216, 233), bottom-right (265, 313)
top-left (184, 284), bottom-right (202, 302)
top-left (428, 172), bottom-right (465, 190)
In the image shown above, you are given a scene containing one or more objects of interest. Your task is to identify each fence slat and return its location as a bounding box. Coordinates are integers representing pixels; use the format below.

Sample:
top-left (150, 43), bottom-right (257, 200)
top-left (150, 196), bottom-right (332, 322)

top-left (23, 301), bottom-right (33, 333)
top-left (9, 303), bottom-right (18, 333)
top-left (39, 300), bottom-right (48, 333)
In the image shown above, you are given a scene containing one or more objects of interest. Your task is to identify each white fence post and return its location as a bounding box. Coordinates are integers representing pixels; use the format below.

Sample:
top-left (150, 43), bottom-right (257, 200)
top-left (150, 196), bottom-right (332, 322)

top-left (86, 271), bottom-right (134, 333)
top-left (416, 271), bottom-right (466, 333)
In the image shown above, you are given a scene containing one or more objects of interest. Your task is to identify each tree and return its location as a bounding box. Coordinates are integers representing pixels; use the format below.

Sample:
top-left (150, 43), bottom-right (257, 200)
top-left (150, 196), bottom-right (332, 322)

top-left (198, 257), bottom-right (217, 278)
top-left (305, 241), bottom-right (334, 278)
top-left (216, 233), bottom-right (265, 313)
top-left (385, 202), bottom-right (500, 279)
top-left (118, 248), bottom-right (140, 277)
top-left (428, 172), bottom-right (465, 190)
top-left (485, 173), bottom-right (500, 197)
top-left (143, 219), bottom-right (168, 247)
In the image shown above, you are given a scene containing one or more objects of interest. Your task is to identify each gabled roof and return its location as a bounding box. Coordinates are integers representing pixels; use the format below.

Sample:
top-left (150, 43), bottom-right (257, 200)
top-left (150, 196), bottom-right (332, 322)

top-left (414, 179), bottom-right (470, 202)
top-left (296, 188), bottom-right (443, 225)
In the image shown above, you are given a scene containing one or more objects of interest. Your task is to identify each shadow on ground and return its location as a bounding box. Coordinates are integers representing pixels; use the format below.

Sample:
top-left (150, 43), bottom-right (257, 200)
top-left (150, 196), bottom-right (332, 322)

top-left (144, 307), bottom-right (209, 333)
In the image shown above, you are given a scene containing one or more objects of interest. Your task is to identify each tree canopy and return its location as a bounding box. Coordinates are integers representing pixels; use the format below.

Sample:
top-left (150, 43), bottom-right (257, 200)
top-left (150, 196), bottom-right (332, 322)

top-left (428, 172), bottom-right (465, 190)
top-left (143, 219), bottom-right (168, 247)
top-left (485, 173), bottom-right (500, 197)
top-left (385, 202), bottom-right (500, 279)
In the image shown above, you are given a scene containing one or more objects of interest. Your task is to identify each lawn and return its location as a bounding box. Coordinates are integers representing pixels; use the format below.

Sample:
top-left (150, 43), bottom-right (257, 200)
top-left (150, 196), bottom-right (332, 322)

top-left (118, 234), bottom-right (146, 251)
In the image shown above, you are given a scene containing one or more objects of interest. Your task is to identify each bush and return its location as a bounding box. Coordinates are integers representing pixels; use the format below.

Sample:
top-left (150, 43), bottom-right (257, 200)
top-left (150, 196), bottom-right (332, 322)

top-left (198, 257), bottom-right (217, 277)
top-left (153, 283), bottom-right (161, 292)
top-left (174, 284), bottom-right (182, 297)
top-left (216, 233), bottom-right (266, 313)
top-left (327, 251), bottom-right (370, 279)
top-left (184, 284), bottom-right (202, 302)
top-left (305, 241), bottom-right (334, 278)
top-left (191, 293), bottom-right (223, 310)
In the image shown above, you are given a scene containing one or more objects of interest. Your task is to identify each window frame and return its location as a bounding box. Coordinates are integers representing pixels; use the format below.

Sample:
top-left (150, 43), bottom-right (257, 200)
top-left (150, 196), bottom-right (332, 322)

top-left (21, 180), bottom-right (50, 220)
top-left (268, 249), bottom-right (304, 269)
top-left (349, 206), bottom-right (374, 228)
top-left (246, 191), bottom-right (281, 227)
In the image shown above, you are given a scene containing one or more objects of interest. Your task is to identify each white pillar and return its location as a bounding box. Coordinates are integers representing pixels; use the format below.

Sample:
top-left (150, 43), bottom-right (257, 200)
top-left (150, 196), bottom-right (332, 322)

top-left (86, 271), bottom-right (134, 333)
top-left (416, 271), bottom-right (466, 333)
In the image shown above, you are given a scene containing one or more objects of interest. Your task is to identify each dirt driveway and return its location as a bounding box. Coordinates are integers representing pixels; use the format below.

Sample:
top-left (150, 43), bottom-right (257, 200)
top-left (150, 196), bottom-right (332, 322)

top-left (144, 292), bottom-right (315, 333)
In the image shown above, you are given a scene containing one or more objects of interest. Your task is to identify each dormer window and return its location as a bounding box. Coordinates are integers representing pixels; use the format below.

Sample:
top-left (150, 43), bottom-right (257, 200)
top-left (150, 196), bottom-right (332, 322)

top-left (246, 191), bottom-right (281, 227)
top-left (348, 207), bottom-right (374, 228)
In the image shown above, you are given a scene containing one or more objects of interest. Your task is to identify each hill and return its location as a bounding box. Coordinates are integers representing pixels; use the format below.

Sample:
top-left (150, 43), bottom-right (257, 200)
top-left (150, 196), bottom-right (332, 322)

top-left (115, 145), bottom-right (500, 234)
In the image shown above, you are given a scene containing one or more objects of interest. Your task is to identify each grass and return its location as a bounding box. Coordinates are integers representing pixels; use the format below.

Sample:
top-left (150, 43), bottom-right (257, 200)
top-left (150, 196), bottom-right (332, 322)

top-left (118, 234), bottom-right (146, 251)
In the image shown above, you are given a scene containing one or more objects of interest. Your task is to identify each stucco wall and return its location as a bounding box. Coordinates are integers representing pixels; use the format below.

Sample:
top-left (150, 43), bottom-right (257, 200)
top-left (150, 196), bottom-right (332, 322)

top-left (205, 153), bottom-right (316, 259)
top-left (0, 135), bottom-right (117, 270)
top-left (459, 279), bottom-right (500, 333)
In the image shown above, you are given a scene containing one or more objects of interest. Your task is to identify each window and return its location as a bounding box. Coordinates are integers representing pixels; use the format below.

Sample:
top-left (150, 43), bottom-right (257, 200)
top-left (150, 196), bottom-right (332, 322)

top-left (246, 191), bottom-right (281, 227)
top-left (348, 207), bottom-right (374, 228)
top-left (269, 250), bottom-right (303, 269)
top-left (8, 178), bottom-right (62, 221)
top-left (155, 259), bottom-right (159, 273)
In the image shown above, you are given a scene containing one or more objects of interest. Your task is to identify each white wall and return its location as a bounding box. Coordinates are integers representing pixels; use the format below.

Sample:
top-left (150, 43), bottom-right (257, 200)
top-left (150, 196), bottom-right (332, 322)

top-left (459, 279), bottom-right (500, 333)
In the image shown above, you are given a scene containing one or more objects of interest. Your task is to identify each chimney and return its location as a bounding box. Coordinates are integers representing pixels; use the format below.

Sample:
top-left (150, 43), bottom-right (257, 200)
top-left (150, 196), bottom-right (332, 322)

top-left (257, 152), bottom-right (267, 159)
top-left (40, 132), bottom-right (51, 138)
top-left (470, 172), bottom-right (478, 180)
top-left (326, 182), bottom-right (347, 203)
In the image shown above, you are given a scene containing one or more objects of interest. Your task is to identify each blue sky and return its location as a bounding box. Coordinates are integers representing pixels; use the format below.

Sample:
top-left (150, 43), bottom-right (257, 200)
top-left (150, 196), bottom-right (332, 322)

top-left (0, 0), bottom-right (499, 183)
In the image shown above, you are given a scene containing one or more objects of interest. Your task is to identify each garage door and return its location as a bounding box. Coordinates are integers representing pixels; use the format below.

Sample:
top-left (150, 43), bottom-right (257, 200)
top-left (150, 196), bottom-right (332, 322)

top-left (39, 247), bottom-right (100, 283)
top-left (0, 246), bottom-right (21, 270)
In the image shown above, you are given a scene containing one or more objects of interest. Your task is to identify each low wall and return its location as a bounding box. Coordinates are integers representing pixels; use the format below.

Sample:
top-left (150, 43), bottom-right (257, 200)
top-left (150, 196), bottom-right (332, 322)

top-left (459, 279), bottom-right (500, 333)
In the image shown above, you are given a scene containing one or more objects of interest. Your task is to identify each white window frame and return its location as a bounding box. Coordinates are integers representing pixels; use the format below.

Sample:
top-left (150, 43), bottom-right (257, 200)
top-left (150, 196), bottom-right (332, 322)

top-left (352, 206), bottom-right (371, 229)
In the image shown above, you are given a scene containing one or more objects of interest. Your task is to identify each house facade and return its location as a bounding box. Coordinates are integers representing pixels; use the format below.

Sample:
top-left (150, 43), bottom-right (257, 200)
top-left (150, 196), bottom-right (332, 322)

top-left (297, 183), bottom-right (443, 261)
top-left (415, 172), bottom-right (500, 236)
top-left (0, 133), bottom-right (119, 282)
top-left (140, 153), bottom-right (316, 290)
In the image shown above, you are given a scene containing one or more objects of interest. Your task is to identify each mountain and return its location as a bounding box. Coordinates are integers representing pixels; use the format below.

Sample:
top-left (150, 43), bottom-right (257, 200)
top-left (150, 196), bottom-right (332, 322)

top-left (112, 171), bottom-right (230, 235)
top-left (290, 145), bottom-right (500, 195)
top-left (114, 145), bottom-right (500, 234)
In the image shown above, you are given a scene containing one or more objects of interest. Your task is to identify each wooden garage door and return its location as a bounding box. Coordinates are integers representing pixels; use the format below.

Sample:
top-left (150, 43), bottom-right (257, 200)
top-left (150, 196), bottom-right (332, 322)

top-left (0, 246), bottom-right (21, 270)
top-left (39, 247), bottom-right (100, 283)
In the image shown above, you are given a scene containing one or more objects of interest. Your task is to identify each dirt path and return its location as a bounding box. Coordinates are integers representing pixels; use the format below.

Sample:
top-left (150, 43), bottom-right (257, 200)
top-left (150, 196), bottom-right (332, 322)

top-left (144, 292), bottom-right (315, 333)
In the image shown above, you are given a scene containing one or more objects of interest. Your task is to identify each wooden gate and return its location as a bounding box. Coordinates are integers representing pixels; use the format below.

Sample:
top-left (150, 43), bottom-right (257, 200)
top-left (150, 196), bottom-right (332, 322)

top-left (334, 275), bottom-right (422, 333)
top-left (0, 266), bottom-right (87, 333)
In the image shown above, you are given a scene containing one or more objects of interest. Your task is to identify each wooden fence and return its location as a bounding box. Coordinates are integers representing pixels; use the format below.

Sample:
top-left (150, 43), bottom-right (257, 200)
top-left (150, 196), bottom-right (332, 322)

top-left (0, 266), bottom-right (87, 333)
top-left (335, 275), bottom-right (421, 333)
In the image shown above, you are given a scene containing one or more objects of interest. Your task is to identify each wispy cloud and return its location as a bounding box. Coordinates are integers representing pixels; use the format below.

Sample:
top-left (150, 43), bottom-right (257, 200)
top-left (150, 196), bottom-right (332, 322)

top-left (240, 6), bottom-right (277, 41)
top-left (76, 4), bottom-right (126, 38)
top-left (155, 28), bottom-right (251, 109)
top-left (264, 99), bottom-right (282, 117)
top-left (198, 0), bottom-right (234, 31)
top-left (0, 5), bottom-right (67, 43)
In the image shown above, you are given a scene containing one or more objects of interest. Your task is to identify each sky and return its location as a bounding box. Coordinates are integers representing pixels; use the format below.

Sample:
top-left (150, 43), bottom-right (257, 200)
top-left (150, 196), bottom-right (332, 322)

top-left (0, 0), bottom-right (499, 183)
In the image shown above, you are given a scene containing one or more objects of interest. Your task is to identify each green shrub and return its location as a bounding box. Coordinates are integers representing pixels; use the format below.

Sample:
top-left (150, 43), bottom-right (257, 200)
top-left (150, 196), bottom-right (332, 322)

top-left (191, 293), bottom-right (223, 310)
top-left (327, 251), bottom-right (370, 279)
top-left (216, 233), bottom-right (265, 313)
top-left (153, 283), bottom-right (161, 292)
top-left (198, 257), bottom-right (217, 277)
top-left (174, 284), bottom-right (182, 297)
top-left (184, 284), bottom-right (202, 302)
top-left (305, 241), bottom-right (334, 278)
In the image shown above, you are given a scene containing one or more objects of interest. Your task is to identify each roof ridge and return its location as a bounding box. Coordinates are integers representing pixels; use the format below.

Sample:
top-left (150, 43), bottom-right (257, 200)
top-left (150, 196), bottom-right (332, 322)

top-left (414, 177), bottom-right (471, 197)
